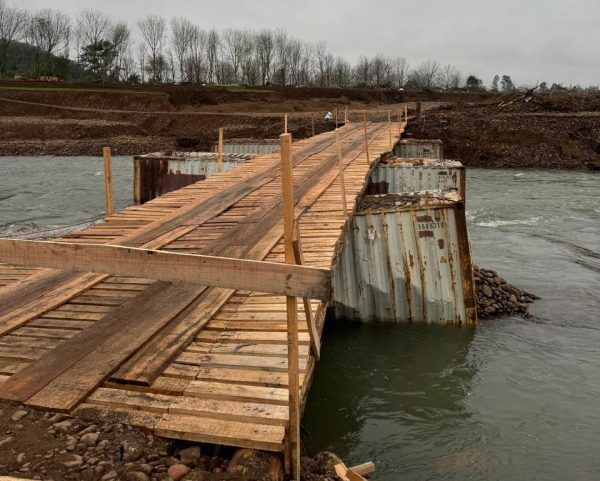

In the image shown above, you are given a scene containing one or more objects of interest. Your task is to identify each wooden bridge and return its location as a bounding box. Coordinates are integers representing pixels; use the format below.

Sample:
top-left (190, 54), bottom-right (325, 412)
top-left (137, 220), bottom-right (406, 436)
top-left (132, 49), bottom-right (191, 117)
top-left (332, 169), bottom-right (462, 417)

top-left (0, 115), bottom-right (405, 477)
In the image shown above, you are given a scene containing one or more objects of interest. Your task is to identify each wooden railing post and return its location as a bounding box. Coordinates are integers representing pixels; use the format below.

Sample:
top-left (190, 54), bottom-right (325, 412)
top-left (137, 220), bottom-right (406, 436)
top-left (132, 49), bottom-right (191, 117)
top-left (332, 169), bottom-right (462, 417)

top-left (102, 147), bottom-right (114, 217)
top-left (284, 114), bottom-right (288, 134)
top-left (397, 108), bottom-right (401, 134)
top-left (279, 133), bottom-right (301, 481)
top-left (363, 110), bottom-right (370, 164)
top-left (217, 127), bottom-right (223, 174)
top-left (311, 112), bottom-right (315, 137)
top-left (416, 101), bottom-right (422, 120)
top-left (335, 128), bottom-right (348, 215)
top-left (344, 106), bottom-right (348, 124)
top-left (334, 107), bottom-right (338, 128)
top-left (404, 104), bottom-right (408, 124)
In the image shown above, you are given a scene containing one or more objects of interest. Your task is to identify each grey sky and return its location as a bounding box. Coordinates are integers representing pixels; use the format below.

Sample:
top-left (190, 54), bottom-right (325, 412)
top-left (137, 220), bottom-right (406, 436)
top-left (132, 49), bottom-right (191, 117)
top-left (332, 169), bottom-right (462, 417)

top-left (17, 0), bottom-right (600, 87)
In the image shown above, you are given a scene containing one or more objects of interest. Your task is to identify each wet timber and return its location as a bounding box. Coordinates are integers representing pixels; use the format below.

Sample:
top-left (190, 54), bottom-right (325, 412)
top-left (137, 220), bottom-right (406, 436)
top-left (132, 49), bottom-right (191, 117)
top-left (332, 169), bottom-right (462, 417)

top-left (0, 120), bottom-right (404, 453)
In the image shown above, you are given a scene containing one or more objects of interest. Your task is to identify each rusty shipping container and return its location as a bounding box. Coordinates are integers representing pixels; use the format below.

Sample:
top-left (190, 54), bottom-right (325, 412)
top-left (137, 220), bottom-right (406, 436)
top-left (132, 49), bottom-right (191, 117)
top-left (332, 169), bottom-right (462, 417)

top-left (333, 191), bottom-right (477, 325)
top-left (133, 152), bottom-right (254, 204)
top-left (211, 142), bottom-right (280, 155)
top-left (368, 157), bottom-right (466, 199)
top-left (393, 139), bottom-right (444, 159)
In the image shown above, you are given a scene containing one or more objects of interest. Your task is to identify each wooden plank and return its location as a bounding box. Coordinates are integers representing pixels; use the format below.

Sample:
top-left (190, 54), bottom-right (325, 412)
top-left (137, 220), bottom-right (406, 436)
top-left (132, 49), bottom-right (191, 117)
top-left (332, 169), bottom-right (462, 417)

top-left (0, 281), bottom-right (198, 403)
top-left (23, 281), bottom-right (202, 411)
top-left (184, 380), bottom-right (289, 405)
top-left (0, 269), bottom-right (86, 317)
top-left (154, 413), bottom-right (285, 452)
top-left (0, 272), bottom-right (105, 337)
top-left (0, 239), bottom-right (332, 301)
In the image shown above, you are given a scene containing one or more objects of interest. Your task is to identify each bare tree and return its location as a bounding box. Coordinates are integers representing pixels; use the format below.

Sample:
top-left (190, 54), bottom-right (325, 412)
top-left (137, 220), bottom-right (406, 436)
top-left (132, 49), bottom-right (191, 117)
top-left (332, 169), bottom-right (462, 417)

top-left (439, 63), bottom-right (462, 90)
top-left (222, 28), bottom-right (248, 83)
top-left (333, 56), bottom-right (351, 87)
top-left (111, 22), bottom-right (131, 81)
top-left (255, 29), bottom-right (274, 85)
top-left (25, 9), bottom-right (70, 76)
top-left (187, 25), bottom-right (206, 83)
top-left (170, 17), bottom-right (194, 82)
top-left (137, 14), bottom-right (166, 82)
top-left (273, 29), bottom-right (290, 85)
top-left (75, 9), bottom-right (111, 53)
top-left (205, 29), bottom-right (219, 83)
top-left (411, 59), bottom-right (441, 89)
top-left (371, 54), bottom-right (392, 87)
top-left (137, 42), bottom-right (146, 82)
top-left (0, 0), bottom-right (27, 78)
top-left (314, 41), bottom-right (329, 87)
top-left (391, 57), bottom-right (409, 89)
top-left (354, 56), bottom-right (371, 86)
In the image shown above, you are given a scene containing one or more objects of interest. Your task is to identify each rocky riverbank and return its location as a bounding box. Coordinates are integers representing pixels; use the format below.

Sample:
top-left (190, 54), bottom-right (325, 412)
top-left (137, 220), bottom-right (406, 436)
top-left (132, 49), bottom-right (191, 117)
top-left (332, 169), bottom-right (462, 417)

top-left (0, 402), bottom-right (343, 481)
top-left (474, 265), bottom-right (538, 319)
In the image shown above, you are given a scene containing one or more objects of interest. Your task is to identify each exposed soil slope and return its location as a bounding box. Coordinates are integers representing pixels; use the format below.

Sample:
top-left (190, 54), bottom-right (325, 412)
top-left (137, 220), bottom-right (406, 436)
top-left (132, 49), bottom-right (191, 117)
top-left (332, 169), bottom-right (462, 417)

top-left (406, 93), bottom-right (600, 170)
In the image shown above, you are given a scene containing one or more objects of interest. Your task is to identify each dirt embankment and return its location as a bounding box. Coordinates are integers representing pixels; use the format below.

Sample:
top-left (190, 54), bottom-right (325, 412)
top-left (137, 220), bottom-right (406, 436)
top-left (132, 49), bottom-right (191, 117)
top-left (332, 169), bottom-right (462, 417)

top-left (0, 82), bottom-right (416, 156)
top-left (406, 93), bottom-right (600, 170)
top-left (0, 80), bottom-right (491, 156)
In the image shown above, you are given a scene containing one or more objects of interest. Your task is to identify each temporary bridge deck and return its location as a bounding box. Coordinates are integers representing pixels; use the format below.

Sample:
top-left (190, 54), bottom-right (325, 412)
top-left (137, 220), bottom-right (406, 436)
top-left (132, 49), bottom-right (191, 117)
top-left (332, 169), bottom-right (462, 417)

top-left (0, 119), bottom-right (404, 471)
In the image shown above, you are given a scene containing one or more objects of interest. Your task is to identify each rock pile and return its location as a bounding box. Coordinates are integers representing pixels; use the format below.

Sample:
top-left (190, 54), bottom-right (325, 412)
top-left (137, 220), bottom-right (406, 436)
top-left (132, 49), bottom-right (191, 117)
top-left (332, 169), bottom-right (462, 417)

top-left (474, 265), bottom-right (538, 319)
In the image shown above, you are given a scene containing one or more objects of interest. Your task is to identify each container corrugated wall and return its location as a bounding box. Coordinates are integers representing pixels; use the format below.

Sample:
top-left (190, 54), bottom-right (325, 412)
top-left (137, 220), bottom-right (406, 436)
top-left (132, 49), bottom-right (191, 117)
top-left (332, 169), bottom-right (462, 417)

top-left (333, 194), bottom-right (477, 325)
top-left (133, 153), bottom-right (253, 204)
top-left (368, 158), bottom-right (465, 199)
top-left (211, 143), bottom-right (280, 155)
top-left (393, 139), bottom-right (444, 159)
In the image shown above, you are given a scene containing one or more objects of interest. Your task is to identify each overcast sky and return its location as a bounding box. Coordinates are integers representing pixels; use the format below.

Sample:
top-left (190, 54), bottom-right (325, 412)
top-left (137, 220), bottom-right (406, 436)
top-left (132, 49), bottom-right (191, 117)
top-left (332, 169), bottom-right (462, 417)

top-left (17, 0), bottom-right (600, 87)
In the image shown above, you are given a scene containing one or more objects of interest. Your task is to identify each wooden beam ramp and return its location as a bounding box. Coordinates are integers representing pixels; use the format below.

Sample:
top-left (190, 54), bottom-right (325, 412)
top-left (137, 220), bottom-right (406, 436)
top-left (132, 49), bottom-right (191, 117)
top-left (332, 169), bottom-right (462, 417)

top-left (0, 120), bottom-right (405, 457)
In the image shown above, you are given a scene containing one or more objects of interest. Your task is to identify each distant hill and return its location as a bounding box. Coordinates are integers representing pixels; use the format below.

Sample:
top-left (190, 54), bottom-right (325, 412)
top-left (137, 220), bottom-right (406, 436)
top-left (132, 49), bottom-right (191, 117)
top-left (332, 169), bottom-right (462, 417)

top-left (4, 41), bottom-right (86, 80)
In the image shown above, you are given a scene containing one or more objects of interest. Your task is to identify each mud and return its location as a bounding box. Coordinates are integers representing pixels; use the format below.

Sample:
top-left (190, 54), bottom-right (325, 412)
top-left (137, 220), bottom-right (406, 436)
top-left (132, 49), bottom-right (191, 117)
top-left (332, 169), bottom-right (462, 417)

top-left (406, 93), bottom-right (600, 170)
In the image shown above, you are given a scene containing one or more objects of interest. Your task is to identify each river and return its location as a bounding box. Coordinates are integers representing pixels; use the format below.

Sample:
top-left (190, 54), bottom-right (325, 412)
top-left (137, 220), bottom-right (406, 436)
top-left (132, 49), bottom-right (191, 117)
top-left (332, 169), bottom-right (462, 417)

top-left (304, 169), bottom-right (600, 481)
top-left (1, 158), bottom-right (599, 480)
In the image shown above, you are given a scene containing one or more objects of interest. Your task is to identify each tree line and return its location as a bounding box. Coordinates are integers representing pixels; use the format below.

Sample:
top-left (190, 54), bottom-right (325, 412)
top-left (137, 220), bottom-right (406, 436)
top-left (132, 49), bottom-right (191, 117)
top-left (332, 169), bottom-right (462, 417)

top-left (0, 1), bottom-right (596, 93)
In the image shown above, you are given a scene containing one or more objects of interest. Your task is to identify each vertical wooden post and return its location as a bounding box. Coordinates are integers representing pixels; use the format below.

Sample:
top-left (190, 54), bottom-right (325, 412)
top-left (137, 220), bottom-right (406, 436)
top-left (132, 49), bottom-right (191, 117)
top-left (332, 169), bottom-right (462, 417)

top-left (416, 101), bottom-right (422, 120)
top-left (311, 112), bottom-right (315, 137)
top-left (280, 133), bottom-right (300, 481)
top-left (335, 129), bottom-right (348, 215)
top-left (334, 107), bottom-right (338, 128)
top-left (284, 114), bottom-right (288, 134)
top-left (344, 106), bottom-right (348, 124)
top-left (363, 110), bottom-right (370, 165)
top-left (404, 104), bottom-right (408, 123)
top-left (102, 147), bottom-right (114, 217)
top-left (387, 110), bottom-right (392, 150)
top-left (397, 108), bottom-right (401, 133)
top-left (217, 127), bottom-right (223, 175)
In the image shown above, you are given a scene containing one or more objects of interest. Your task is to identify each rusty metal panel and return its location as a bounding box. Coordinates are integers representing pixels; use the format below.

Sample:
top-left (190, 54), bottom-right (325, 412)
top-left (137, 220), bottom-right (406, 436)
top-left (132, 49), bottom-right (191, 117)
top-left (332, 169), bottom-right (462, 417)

top-left (393, 139), bottom-right (443, 159)
top-left (211, 142), bottom-right (279, 155)
top-left (133, 152), bottom-right (255, 204)
top-left (333, 192), bottom-right (477, 326)
top-left (368, 157), bottom-right (465, 199)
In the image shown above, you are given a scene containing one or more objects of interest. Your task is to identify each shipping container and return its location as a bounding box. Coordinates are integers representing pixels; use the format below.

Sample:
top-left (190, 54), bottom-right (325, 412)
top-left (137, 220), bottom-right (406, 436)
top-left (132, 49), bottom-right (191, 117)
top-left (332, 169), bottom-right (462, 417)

top-left (367, 157), bottom-right (466, 199)
top-left (211, 142), bottom-right (280, 155)
top-left (133, 152), bottom-right (253, 204)
top-left (333, 191), bottom-right (477, 325)
top-left (393, 139), bottom-right (444, 159)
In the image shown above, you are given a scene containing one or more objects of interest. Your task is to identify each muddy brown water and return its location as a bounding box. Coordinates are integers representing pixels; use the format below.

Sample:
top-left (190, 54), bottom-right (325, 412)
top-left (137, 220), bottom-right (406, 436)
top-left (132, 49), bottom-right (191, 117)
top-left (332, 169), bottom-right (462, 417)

top-left (1, 158), bottom-right (599, 480)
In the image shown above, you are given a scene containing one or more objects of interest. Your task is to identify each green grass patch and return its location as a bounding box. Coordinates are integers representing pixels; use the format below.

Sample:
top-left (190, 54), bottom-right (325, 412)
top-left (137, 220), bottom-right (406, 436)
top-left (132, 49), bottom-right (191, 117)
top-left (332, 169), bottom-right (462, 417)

top-left (226, 86), bottom-right (275, 94)
top-left (0, 86), bottom-right (166, 95)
